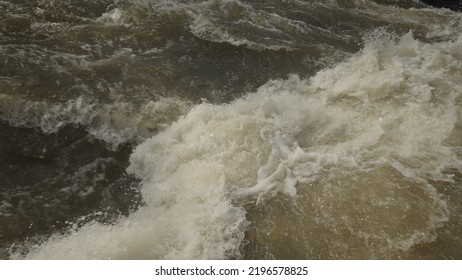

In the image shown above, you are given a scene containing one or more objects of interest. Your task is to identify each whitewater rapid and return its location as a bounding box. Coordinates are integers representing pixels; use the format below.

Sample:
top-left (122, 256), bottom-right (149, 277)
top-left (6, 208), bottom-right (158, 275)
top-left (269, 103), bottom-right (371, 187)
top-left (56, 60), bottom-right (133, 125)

top-left (16, 29), bottom-right (462, 259)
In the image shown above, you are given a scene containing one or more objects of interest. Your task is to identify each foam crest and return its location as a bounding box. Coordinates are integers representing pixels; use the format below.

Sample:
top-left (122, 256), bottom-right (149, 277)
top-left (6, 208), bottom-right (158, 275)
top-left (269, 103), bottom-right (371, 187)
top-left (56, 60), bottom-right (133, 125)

top-left (23, 160), bottom-right (247, 259)
top-left (0, 95), bottom-right (191, 149)
top-left (310, 31), bottom-right (461, 177)
top-left (187, 0), bottom-right (303, 51)
top-left (100, 0), bottom-right (348, 51)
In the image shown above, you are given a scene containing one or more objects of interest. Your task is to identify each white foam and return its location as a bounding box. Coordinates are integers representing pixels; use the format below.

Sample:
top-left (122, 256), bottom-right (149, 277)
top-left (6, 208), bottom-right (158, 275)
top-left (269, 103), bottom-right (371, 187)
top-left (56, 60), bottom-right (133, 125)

top-left (19, 31), bottom-right (462, 259)
top-left (98, 8), bottom-right (128, 25)
top-left (187, 0), bottom-right (301, 51)
top-left (0, 95), bottom-right (192, 149)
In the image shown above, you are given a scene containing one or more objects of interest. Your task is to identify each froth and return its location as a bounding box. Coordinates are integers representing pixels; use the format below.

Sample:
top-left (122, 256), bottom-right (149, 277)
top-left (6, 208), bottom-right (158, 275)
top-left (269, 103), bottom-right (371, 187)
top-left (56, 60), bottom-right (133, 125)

top-left (22, 161), bottom-right (247, 259)
top-left (0, 95), bottom-right (191, 149)
top-left (187, 0), bottom-right (302, 51)
top-left (21, 31), bottom-right (461, 259)
top-left (310, 31), bottom-right (461, 176)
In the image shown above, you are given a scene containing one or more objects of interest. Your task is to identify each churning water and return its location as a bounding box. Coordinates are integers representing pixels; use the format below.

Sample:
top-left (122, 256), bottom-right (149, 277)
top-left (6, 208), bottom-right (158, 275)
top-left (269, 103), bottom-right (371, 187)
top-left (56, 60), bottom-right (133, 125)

top-left (1, 0), bottom-right (461, 259)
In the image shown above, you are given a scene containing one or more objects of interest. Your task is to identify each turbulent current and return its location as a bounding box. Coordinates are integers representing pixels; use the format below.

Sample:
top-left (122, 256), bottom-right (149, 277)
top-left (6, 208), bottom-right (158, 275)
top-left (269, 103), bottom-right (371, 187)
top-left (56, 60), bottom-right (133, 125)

top-left (1, 0), bottom-right (461, 259)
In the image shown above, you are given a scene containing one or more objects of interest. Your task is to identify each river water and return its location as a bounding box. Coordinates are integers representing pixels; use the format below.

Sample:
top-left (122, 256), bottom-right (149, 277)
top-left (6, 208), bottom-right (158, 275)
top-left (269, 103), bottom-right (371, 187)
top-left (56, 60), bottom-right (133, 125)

top-left (1, 0), bottom-right (461, 259)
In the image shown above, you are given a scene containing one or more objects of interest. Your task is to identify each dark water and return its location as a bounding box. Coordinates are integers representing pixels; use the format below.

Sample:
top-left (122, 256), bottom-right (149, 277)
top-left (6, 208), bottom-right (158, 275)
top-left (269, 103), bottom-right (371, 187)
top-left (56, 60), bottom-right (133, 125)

top-left (1, 0), bottom-right (461, 259)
